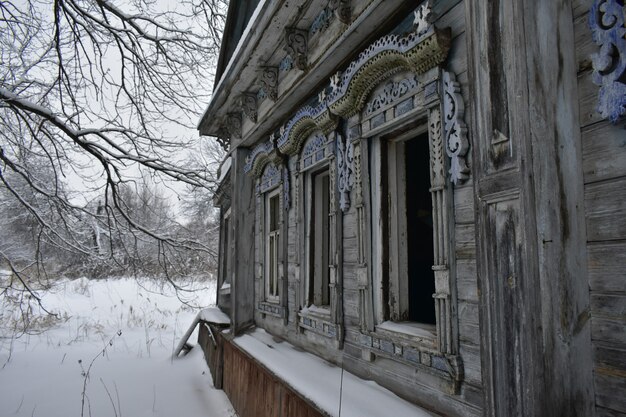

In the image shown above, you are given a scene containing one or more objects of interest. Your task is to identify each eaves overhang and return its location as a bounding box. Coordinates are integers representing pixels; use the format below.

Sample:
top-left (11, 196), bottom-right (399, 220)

top-left (197, 0), bottom-right (416, 147)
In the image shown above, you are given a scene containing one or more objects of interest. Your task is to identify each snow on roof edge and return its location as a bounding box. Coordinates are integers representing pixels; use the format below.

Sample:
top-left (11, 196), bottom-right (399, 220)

top-left (197, 0), bottom-right (271, 132)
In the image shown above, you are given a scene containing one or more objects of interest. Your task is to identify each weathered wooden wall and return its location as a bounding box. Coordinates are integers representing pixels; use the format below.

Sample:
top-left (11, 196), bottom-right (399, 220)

top-left (574, 1), bottom-right (626, 415)
top-left (465, 0), bottom-right (597, 415)
top-left (199, 323), bottom-right (224, 389)
top-left (222, 337), bottom-right (326, 417)
top-left (250, 1), bottom-right (485, 416)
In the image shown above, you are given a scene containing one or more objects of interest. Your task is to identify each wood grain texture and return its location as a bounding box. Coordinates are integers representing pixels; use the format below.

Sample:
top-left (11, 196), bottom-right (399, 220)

top-left (585, 178), bottom-right (626, 241)
top-left (223, 338), bottom-right (327, 417)
top-left (588, 241), bottom-right (626, 292)
top-left (582, 121), bottom-right (626, 183)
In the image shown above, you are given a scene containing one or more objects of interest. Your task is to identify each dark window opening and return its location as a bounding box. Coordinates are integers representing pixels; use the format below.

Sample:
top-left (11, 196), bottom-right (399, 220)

top-left (405, 135), bottom-right (436, 324)
top-left (309, 170), bottom-right (330, 306)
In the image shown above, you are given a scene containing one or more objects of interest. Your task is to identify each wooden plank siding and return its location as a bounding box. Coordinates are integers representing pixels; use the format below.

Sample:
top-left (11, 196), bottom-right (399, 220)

top-left (249, 0), bottom-right (484, 415)
top-left (222, 336), bottom-right (327, 417)
top-left (575, 1), bottom-right (626, 415)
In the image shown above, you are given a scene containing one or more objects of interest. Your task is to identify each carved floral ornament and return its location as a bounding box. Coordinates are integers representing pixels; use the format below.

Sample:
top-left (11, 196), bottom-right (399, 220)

top-left (442, 71), bottom-right (470, 184)
top-left (284, 28), bottom-right (308, 71)
top-left (329, 0), bottom-right (351, 24)
top-left (589, 0), bottom-right (626, 124)
top-left (244, 1), bottom-right (450, 176)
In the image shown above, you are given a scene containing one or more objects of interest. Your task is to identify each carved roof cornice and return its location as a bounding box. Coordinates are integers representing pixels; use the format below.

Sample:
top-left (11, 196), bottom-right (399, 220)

top-left (244, 9), bottom-right (451, 176)
top-left (198, 0), bottom-right (416, 141)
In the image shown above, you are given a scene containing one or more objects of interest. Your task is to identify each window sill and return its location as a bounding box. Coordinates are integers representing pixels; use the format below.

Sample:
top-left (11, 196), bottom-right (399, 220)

top-left (257, 301), bottom-right (286, 318)
top-left (375, 321), bottom-right (436, 348)
top-left (300, 304), bottom-right (330, 319)
top-left (298, 307), bottom-right (337, 339)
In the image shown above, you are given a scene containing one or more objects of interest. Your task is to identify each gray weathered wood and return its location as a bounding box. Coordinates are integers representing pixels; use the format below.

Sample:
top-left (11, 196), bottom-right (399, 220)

top-left (466, 0), bottom-right (595, 416)
top-left (585, 178), bottom-right (626, 241)
top-left (582, 122), bottom-right (626, 183)
top-left (231, 148), bottom-right (257, 333)
top-left (595, 371), bottom-right (626, 414)
top-left (588, 242), bottom-right (626, 292)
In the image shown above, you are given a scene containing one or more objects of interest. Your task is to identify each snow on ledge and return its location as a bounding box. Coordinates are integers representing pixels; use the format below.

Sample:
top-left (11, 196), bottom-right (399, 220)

top-left (376, 321), bottom-right (436, 340)
top-left (233, 329), bottom-right (438, 417)
top-left (198, 307), bottom-right (230, 325)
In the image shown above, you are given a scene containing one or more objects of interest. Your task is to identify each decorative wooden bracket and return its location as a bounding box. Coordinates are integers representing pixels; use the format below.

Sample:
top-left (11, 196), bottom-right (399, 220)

top-left (259, 67), bottom-right (279, 101)
top-left (284, 28), bottom-right (308, 71)
top-left (241, 93), bottom-right (258, 123)
top-left (588, 0), bottom-right (626, 124)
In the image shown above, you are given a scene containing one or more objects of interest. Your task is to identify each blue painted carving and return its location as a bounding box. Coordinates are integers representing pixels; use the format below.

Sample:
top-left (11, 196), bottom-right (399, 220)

top-left (589, 0), bottom-right (626, 123)
top-left (279, 55), bottom-right (294, 72)
top-left (310, 8), bottom-right (334, 36)
top-left (259, 163), bottom-right (281, 193)
top-left (337, 131), bottom-right (354, 212)
top-left (442, 70), bottom-right (470, 185)
top-left (365, 76), bottom-right (419, 115)
top-left (300, 134), bottom-right (329, 169)
top-left (244, 140), bottom-right (273, 174)
top-left (283, 166), bottom-right (291, 209)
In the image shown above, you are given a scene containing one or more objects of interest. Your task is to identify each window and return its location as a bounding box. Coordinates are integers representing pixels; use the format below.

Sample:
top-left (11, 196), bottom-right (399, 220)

top-left (372, 132), bottom-right (436, 326)
top-left (306, 169), bottom-right (330, 307)
top-left (265, 189), bottom-right (280, 302)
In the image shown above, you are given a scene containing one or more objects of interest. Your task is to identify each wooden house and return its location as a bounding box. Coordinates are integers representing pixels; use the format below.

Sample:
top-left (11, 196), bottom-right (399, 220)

top-left (198, 0), bottom-right (626, 415)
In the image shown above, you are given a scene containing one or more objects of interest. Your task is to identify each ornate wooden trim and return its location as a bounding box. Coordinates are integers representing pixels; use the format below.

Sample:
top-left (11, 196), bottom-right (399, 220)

top-left (259, 67), bottom-right (279, 101)
top-left (245, 140), bottom-right (274, 177)
top-left (337, 130), bottom-right (354, 212)
top-left (329, 0), bottom-right (351, 24)
top-left (226, 113), bottom-right (242, 138)
top-left (442, 71), bottom-right (470, 184)
top-left (324, 25), bottom-right (450, 118)
top-left (589, 0), bottom-right (626, 124)
top-left (241, 93), bottom-right (258, 123)
top-left (285, 28), bottom-right (308, 71)
top-left (243, 3), bottom-right (450, 176)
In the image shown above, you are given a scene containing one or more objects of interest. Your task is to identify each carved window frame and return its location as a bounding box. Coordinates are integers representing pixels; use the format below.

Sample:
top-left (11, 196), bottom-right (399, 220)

top-left (296, 133), bottom-right (341, 339)
top-left (353, 68), bottom-right (463, 388)
top-left (255, 163), bottom-right (287, 318)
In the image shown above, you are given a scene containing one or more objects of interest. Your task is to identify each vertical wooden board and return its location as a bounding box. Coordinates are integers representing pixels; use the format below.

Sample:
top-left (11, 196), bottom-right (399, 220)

top-left (459, 321), bottom-right (481, 345)
top-left (578, 70), bottom-right (605, 127)
top-left (458, 300), bottom-right (479, 325)
top-left (343, 236), bottom-right (359, 264)
top-left (573, 0), bottom-right (593, 19)
top-left (459, 343), bottom-right (482, 385)
top-left (453, 183), bottom-right (475, 224)
top-left (447, 32), bottom-right (468, 78)
top-left (456, 259), bottom-right (478, 303)
top-left (585, 177), bottom-right (626, 241)
top-left (342, 210), bottom-right (358, 239)
top-left (588, 241), bottom-right (626, 292)
top-left (595, 371), bottom-right (626, 414)
top-left (455, 223), bottom-right (476, 259)
top-left (582, 122), bottom-right (626, 183)
top-left (574, 12), bottom-right (594, 72)
top-left (434, 0), bottom-right (465, 38)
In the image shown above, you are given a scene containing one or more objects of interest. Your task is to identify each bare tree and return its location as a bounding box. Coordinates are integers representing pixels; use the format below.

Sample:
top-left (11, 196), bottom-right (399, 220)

top-left (0, 0), bottom-right (228, 307)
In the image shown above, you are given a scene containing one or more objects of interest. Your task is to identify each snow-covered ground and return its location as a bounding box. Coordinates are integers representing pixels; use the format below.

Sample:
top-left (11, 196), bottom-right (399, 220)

top-left (0, 275), bottom-right (235, 417)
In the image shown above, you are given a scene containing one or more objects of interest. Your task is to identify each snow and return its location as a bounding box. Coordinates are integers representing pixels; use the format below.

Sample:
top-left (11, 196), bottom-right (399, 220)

top-left (376, 321), bottom-right (436, 340)
top-left (0, 276), bottom-right (235, 417)
top-left (198, 307), bottom-right (230, 325)
top-left (234, 329), bottom-right (438, 417)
